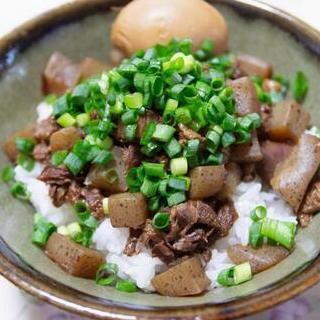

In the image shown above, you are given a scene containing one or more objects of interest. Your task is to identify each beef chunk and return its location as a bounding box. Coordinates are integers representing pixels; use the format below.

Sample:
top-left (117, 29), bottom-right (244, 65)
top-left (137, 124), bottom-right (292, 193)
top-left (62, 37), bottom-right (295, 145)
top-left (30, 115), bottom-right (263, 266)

top-left (228, 244), bottom-right (289, 274)
top-left (38, 165), bottom-right (72, 186)
top-left (178, 124), bottom-right (204, 141)
top-left (230, 130), bottom-right (263, 163)
top-left (49, 185), bottom-right (69, 207)
top-left (122, 145), bottom-right (140, 170)
top-left (300, 181), bottom-right (320, 216)
top-left (34, 117), bottom-right (60, 142)
top-left (257, 140), bottom-right (293, 184)
top-left (152, 242), bottom-right (175, 264)
top-left (264, 99), bottom-right (310, 143)
top-left (32, 142), bottom-right (50, 163)
top-left (81, 188), bottom-right (105, 220)
top-left (229, 77), bottom-right (260, 117)
top-left (215, 202), bottom-right (238, 237)
top-left (271, 133), bottom-right (320, 211)
top-left (42, 52), bottom-right (81, 95)
top-left (235, 54), bottom-right (272, 79)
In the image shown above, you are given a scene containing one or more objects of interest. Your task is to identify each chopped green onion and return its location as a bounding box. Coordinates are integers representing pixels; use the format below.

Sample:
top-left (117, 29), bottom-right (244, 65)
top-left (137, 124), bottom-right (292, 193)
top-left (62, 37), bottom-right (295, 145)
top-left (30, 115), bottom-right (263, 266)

top-left (124, 124), bottom-right (137, 141)
top-left (57, 112), bottom-right (76, 128)
top-left (64, 152), bottom-right (85, 176)
top-left (51, 150), bottom-right (68, 167)
top-left (292, 71), bottom-right (308, 102)
top-left (10, 181), bottom-right (30, 201)
top-left (163, 98), bottom-right (179, 117)
top-left (44, 94), bottom-right (57, 105)
top-left (126, 167), bottom-right (145, 192)
top-left (121, 110), bottom-right (139, 125)
top-left (148, 196), bottom-right (160, 212)
top-left (152, 124), bottom-right (176, 143)
top-left (168, 176), bottom-right (189, 191)
top-left (249, 221), bottom-right (264, 248)
top-left (102, 198), bottom-right (109, 215)
top-left (1, 165), bottom-right (15, 182)
top-left (143, 162), bottom-right (165, 178)
top-left (140, 121), bottom-right (156, 146)
top-left (217, 262), bottom-right (252, 287)
top-left (76, 113), bottom-right (90, 127)
top-left (163, 138), bottom-right (181, 158)
top-left (67, 222), bottom-right (82, 238)
top-left (92, 150), bottom-right (113, 165)
top-left (207, 152), bottom-right (224, 165)
top-left (115, 280), bottom-right (138, 293)
top-left (57, 225), bottom-right (69, 236)
top-left (15, 137), bottom-right (35, 154)
top-left (175, 107), bottom-right (192, 125)
top-left (124, 92), bottom-right (143, 109)
top-left (140, 177), bottom-right (158, 198)
top-left (221, 132), bottom-right (236, 148)
top-left (167, 191), bottom-right (186, 206)
top-left (261, 218), bottom-right (297, 249)
top-left (96, 262), bottom-right (119, 286)
top-left (170, 157), bottom-right (188, 176)
top-left (152, 212), bottom-right (170, 230)
top-left (32, 213), bottom-right (57, 247)
top-left (158, 179), bottom-right (168, 196)
top-left (250, 205), bottom-right (267, 222)
top-left (17, 154), bottom-right (35, 172)
top-left (206, 130), bottom-right (221, 153)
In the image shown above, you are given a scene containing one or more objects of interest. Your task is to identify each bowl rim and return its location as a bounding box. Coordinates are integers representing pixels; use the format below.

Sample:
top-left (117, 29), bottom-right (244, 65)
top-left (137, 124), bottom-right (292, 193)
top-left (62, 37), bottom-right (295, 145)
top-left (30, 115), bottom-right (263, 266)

top-left (1, 0), bottom-right (320, 319)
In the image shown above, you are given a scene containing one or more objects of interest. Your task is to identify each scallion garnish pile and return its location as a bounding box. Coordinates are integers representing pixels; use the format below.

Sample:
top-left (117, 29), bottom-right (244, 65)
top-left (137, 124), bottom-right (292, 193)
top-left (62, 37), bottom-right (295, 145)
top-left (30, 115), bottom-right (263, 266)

top-left (49, 38), bottom-right (261, 209)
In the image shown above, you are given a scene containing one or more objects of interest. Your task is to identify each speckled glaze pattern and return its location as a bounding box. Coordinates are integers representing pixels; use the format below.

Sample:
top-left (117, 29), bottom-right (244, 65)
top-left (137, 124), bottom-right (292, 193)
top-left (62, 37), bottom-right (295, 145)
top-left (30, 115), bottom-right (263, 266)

top-left (0, 0), bottom-right (320, 319)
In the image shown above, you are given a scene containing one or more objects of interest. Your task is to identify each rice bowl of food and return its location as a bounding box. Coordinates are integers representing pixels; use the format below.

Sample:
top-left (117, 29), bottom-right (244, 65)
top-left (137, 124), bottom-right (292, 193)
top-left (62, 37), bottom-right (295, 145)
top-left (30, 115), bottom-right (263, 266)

top-left (1, 0), bottom-right (320, 318)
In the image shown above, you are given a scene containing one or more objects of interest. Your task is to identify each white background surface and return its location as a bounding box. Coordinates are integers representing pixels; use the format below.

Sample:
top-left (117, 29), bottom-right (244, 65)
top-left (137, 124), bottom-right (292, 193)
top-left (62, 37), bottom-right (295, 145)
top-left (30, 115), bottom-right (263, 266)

top-left (0, 1), bottom-right (320, 319)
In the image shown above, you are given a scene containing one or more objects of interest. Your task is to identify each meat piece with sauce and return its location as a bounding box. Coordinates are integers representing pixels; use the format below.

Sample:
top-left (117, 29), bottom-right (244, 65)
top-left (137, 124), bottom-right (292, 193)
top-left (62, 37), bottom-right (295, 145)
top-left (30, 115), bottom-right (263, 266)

top-left (271, 133), bottom-right (320, 211)
top-left (215, 202), bottom-right (238, 237)
top-left (152, 256), bottom-right (210, 296)
top-left (228, 244), bottom-right (289, 274)
top-left (257, 140), bottom-right (293, 184)
top-left (230, 130), bottom-right (263, 163)
top-left (229, 77), bottom-right (260, 116)
top-left (108, 192), bottom-right (148, 228)
top-left (42, 52), bottom-right (81, 95)
top-left (217, 163), bottom-right (242, 200)
top-left (49, 127), bottom-right (82, 152)
top-left (3, 126), bottom-right (35, 162)
top-left (34, 117), bottom-right (60, 142)
top-left (45, 233), bottom-right (104, 279)
top-left (264, 99), bottom-right (310, 143)
top-left (85, 146), bottom-right (139, 193)
top-left (299, 181), bottom-right (320, 216)
top-left (189, 165), bottom-right (225, 199)
top-left (235, 54), bottom-right (272, 79)
top-left (79, 57), bottom-right (109, 80)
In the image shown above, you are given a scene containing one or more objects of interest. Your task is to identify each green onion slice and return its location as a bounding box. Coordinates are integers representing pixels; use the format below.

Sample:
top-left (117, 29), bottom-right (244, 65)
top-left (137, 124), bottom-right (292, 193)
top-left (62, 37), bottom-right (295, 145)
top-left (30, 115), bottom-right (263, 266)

top-left (152, 212), bottom-right (170, 230)
top-left (217, 262), bottom-right (252, 287)
top-left (250, 205), bottom-right (267, 222)
top-left (96, 262), bottom-right (119, 286)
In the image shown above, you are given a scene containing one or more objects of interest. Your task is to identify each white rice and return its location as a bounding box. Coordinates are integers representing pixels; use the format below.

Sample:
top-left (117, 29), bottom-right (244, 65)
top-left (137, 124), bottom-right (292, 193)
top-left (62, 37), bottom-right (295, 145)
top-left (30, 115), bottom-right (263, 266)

top-left (14, 164), bottom-right (75, 226)
top-left (205, 179), bottom-right (297, 287)
top-left (16, 101), bottom-right (297, 291)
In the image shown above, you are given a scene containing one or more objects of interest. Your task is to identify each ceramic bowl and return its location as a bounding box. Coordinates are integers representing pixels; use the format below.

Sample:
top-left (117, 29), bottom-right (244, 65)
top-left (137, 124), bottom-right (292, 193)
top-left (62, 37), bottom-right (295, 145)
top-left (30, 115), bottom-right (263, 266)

top-left (1, 0), bottom-right (320, 319)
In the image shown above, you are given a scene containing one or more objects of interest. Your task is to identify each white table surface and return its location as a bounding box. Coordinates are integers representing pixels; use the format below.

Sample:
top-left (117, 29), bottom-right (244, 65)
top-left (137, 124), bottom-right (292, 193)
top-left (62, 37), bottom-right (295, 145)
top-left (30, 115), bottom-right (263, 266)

top-left (0, 1), bottom-right (320, 319)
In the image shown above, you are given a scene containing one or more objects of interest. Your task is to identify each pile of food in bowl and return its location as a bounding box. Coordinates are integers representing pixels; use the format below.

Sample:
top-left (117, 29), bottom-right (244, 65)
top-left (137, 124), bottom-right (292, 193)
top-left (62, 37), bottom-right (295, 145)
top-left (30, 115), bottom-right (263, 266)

top-left (2, 0), bottom-right (319, 297)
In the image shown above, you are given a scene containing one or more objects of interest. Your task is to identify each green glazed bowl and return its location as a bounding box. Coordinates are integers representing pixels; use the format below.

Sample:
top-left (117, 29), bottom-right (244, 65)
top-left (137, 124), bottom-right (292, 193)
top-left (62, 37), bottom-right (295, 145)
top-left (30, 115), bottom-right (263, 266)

top-left (0, 0), bottom-right (320, 319)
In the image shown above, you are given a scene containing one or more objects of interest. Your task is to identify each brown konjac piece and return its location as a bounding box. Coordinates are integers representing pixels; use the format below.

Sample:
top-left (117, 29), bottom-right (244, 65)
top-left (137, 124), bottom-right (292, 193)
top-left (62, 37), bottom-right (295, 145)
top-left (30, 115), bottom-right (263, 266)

top-left (300, 181), bottom-right (320, 215)
top-left (229, 77), bottom-right (260, 117)
top-left (49, 127), bottom-right (82, 152)
top-left (236, 54), bottom-right (272, 79)
top-left (34, 117), bottom-right (60, 142)
top-left (151, 256), bottom-right (210, 296)
top-left (45, 233), bottom-right (104, 279)
top-left (108, 192), bottom-right (148, 228)
top-left (227, 244), bottom-right (289, 274)
top-left (264, 99), bottom-right (310, 143)
top-left (257, 140), bottom-right (293, 184)
top-left (230, 131), bottom-right (263, 163)
top-left (42, 52), bottom-right (81, 95)
top-left (189, 165), bottom-right (225, 200)
top-left (79, 57), bottom-right (109, 80)
top-left (85, 146), bottom-right (138, 193)
top-left (3, 127), bottom-right (35, 162)
top-left (217, 163), bottom-right (241, 200)
top-left (271, 133), bottom-right (320, 211)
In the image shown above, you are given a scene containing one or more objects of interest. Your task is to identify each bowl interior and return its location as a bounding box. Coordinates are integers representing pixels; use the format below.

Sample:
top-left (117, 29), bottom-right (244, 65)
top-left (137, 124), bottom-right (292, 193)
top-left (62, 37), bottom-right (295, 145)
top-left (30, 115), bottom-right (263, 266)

top-left (0, 1), bottom-right (320, 310)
